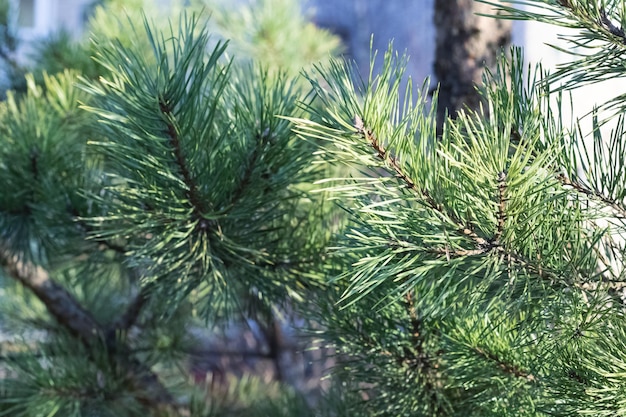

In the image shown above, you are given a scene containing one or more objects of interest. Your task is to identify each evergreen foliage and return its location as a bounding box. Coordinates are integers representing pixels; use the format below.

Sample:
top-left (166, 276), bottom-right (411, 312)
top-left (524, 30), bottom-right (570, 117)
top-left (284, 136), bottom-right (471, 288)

top-left (2, 0), bottom-right (626, 416)
top-left (200, 0), bottom-right (343, 76)
top-left (0, 1), bottom-right (339, 416)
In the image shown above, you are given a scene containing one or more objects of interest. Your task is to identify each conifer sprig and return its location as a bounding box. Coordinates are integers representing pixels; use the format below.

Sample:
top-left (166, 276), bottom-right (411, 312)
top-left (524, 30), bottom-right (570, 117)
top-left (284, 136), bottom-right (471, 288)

top-left (293, 48), bottom-right (596, 311)
top-left (290, 41), bottom-right (626, 414)
top-left (81, 14), bottom-right (323, 314)
top-left (482, 0), bottom-right (626, 113)
top-left (1, 3), bottom-right (340, 416)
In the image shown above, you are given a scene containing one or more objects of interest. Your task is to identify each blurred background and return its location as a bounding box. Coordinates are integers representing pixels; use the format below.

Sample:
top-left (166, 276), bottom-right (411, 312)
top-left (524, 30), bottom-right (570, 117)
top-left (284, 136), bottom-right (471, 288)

top-left (3, 0), bottom-right (622, 128)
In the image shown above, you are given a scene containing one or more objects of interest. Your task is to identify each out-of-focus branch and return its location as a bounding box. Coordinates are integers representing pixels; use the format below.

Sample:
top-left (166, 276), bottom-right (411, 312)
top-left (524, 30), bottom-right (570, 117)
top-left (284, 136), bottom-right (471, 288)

top-left (110, 282), bottom-right (150, 332)
top-left (0, 242), bottom-right (181, 413)
top-left (0, 243), bottom-right (100, 341)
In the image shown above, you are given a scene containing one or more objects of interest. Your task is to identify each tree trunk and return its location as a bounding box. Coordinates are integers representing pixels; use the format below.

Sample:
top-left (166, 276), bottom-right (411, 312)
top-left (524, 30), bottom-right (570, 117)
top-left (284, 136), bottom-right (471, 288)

top-left (434, 0), bottom-right (512, 130)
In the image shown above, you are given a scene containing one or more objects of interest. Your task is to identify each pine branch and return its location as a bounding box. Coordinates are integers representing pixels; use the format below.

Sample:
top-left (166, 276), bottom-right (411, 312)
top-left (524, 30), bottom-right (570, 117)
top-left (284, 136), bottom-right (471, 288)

top-left (159, 98), bottom-right (202, 209)
top-left (110, 283), bottom-right (149, 332)
top-left (599, 7), bottom-right (626, 44)
top-left (354, 117), bottom-right (577, 285)
top-left (472, 346), bottom-right (536, 383)
top-left (403, 291), bottom-right (445, 414)
top-left (229, 128), bottom-right (272, 206)
top-left (403, 291), bottom-right (430, 370)
top-left (0, 242), bottom-right (101, 341)
top-left (259, 313), bottom-right (284, 381)
top-left (0, 242), bottom-right (181, 413)
top-left (354, 115), bottom-right (491, 250)
top-left (70, 208), bottom-right (147, 333)
top-left (557, 173), bottom-right (626, 219)
top-left (494, 170), bottom-right (507, 244)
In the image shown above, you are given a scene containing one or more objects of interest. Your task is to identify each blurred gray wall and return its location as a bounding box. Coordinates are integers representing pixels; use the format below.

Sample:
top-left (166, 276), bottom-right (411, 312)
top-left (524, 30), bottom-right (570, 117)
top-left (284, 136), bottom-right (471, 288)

top-left (303, 0), bottom-right (436, 86)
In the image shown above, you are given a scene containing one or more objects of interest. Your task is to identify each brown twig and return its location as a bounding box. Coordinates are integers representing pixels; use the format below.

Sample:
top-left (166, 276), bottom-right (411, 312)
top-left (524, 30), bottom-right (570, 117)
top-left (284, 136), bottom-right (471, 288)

top-left (159, 96), bottom-right (219, 237)
top-left (557, 173), bottom-right (626, 219)
top-left (0, 242), bottom-right (181, 412)
top-left (404, 291), bottom-right (428, 369)
top-left (159, 97), bottom-right (204, 213)
top-left (599, 8), bottom-right (626, 44)
top-left (354, 116), bottom-right (570, 284)
top-left (472, 346), bottom-right (536, 382)
top-left (402, 291), bottom-right (446, 414)
top-left (354, 115), bottom-right (492, 250)
top-left (0, 244), bottom-right (101, 341)
top-left (110, 284), bottom-right (149, 332)
top-left (261, 314), bottom-right (284, 382)
top-left (494, 170), bottom-right (507, 244)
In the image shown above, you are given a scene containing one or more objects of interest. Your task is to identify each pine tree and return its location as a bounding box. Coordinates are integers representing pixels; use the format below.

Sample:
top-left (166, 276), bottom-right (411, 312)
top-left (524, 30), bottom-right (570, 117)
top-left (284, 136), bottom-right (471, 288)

top-left (3, 0), bottom-right (626, 416)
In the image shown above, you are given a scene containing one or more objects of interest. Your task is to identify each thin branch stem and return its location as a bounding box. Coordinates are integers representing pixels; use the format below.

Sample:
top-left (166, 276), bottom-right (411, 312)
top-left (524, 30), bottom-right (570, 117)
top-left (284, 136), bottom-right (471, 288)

top-left (494, 170), bottom-right (507, 244)
top-left (229, 129), bottom-right (273, 206)
top-left (159, 98), bottom-right (209, 218)
top-left (472, 345), bottom-right (536, 382)
top-left (260, 313), bottom-right (284, 381)
top-left (599, 7), bottom-right (626, 44)
top-left (110, 284), bottom-right (149, 332)
top-left (557, 173), bottom-right (626, 219)
top-left (355, 116), bottom-right (491, 249)
top-left (404, 291), bottom-right (429, 368)
top-left (355, 117), bottom-right (571, 284)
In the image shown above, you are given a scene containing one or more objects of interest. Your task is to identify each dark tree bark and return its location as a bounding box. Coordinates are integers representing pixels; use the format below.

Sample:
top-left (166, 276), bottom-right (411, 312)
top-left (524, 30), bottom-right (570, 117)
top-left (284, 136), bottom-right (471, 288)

top-left (434, 0), bottom-right (512, 130)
